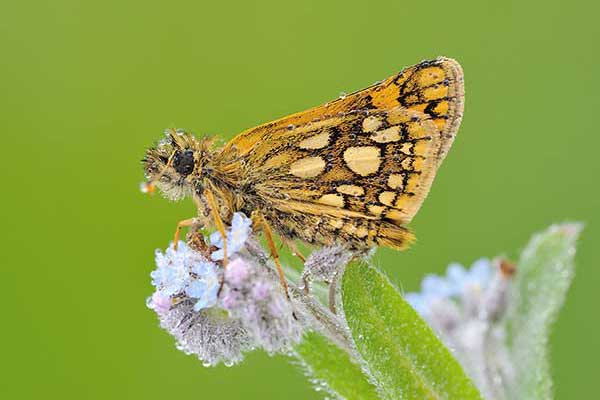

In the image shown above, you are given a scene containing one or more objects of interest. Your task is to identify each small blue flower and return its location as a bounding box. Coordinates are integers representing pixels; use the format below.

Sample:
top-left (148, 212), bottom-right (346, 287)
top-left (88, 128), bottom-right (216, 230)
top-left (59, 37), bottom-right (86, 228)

top-left (445, 262), bottom-right (468, 296)
top-left (186, 276), bottom-right (219, 312)
top-left (465, 258), bottom-right (493, 290)
top-left (191, 259), bottom-right (217, 276)
top-left (186, 280), bottom-right (208, 298)
top-left (405, 258), bottom-right (494, 317)
top-left (211, 212), bottom-right (252, 261)
top-left (149, 241), bottom-right (220, 311)
top-left (151, 241), bottom-right (191, 296)
top-left (421, 274), bottom-right (454, 298)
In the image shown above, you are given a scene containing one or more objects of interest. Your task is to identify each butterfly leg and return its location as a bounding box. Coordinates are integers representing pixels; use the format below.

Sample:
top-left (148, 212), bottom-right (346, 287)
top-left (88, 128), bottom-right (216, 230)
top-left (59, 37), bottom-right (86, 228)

top-left (283, 239), bottom-right (306, 263)
top-left (203, 188), bottom-right (229, 267)
top-left (173, 218), bottom-right (199, 250)
top-left (280, 238), bottom-right (310, 294)
top-left (251, 211), bottom-right (291, 301)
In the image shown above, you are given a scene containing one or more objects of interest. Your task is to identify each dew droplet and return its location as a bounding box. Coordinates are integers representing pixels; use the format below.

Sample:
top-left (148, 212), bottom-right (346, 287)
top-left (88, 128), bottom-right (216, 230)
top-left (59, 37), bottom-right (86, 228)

top-left (140, 181), bottom-right (155, 194)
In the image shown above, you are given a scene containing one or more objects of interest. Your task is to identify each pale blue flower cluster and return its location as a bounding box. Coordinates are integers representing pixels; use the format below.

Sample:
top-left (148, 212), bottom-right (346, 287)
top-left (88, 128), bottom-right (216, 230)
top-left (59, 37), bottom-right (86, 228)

top-left (149, 241), bottom-right (220, 312)
top-left (405, 258), bottom-right (493, 316)
top-left (147, 211), bottom-right (303, 366)
top-left (210, 212), bottom-right (252, 261)
top-left (404, 258), bottom-right (516, 400)
top-left (148, 213), bottom-right (253, 315)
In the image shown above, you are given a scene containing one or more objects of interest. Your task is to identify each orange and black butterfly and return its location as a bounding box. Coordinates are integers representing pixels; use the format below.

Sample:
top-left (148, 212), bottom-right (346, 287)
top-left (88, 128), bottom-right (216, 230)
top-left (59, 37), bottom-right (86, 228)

top-left (143, 57), bottom-right (464, 270)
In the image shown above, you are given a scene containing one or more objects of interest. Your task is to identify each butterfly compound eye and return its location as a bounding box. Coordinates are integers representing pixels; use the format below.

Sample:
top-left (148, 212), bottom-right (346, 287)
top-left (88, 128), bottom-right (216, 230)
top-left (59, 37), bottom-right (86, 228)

top-left (173, 150), bottom-right (195, 176)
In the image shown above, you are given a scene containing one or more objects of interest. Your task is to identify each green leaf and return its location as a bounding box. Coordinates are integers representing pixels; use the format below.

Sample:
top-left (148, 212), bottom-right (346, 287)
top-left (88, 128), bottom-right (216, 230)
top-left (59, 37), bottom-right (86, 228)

top-left (295, 331), bottom-right (381, 400)
top-left (504, 223), bottom-right (582, 399)
top-left (342, 260), bottom-right (482, 400)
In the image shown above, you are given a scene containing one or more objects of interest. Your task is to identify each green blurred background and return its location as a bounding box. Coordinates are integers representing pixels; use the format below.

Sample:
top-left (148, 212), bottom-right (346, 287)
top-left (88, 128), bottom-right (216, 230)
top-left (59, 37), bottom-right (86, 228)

top-left (1, 0), bottom-right (598, 398)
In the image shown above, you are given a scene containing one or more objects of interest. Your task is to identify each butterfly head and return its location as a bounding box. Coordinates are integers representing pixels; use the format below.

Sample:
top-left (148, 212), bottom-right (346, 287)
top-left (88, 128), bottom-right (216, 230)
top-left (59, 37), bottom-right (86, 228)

top-left (143, 129), bottom-right (213, 201)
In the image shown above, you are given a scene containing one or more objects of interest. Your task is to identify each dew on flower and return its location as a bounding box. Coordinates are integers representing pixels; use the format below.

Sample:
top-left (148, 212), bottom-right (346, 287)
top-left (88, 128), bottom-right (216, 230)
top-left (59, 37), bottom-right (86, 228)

top-left (147, 292), bottom-right (172, 315)
top-left (302, 245), bottom-right (352, 284)
top-left (147, 213), bottom-right (304, 366)
top-left (158, 301), bottom-right (253, 366)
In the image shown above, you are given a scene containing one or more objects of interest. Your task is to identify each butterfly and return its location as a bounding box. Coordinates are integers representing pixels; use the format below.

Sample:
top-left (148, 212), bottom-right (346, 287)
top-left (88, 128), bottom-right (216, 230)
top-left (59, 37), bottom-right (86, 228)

top-left (143, 57), bottom-right (464, 288)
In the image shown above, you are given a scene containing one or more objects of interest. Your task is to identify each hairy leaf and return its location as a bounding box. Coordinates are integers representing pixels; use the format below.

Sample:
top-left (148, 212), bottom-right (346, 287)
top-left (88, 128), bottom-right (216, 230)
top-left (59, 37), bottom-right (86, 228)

top-left (295, 331), bottom-right (380, 400)
top-left (505, 223), bottom-right (582, 399)
top-left (342, 260), bottom-right (482, 400)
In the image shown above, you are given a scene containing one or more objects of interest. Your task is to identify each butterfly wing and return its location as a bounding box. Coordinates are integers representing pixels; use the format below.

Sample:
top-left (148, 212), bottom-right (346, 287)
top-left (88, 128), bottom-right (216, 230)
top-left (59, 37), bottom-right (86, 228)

top-left (217, 57), bottom-right (464, 249)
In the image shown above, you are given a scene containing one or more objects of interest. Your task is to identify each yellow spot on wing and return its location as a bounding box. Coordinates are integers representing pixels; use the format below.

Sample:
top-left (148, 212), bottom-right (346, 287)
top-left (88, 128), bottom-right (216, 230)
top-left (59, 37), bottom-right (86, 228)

top-left (298, 131), bottom-right (330, 149)
top-left (370, 126), bottom-right (401, 143)
top-left (368, 205), bottom-right (385, 216)
top-left (387, 174), bottom-right (404, 189)
top-left (399, 142), bottom-right (413, 154)
top-left (289, 156), bottom-right (325, 178)
top-left (336, 184), bottom-right (364, 196)
top-left (343, 146), bottom-right (381, 176)
top-left (318, 193), bottom-right (345, 208)
top-left (379, 191), bottom-right (396, 206)
top-left (362, 116), bottom-right (383, 132)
